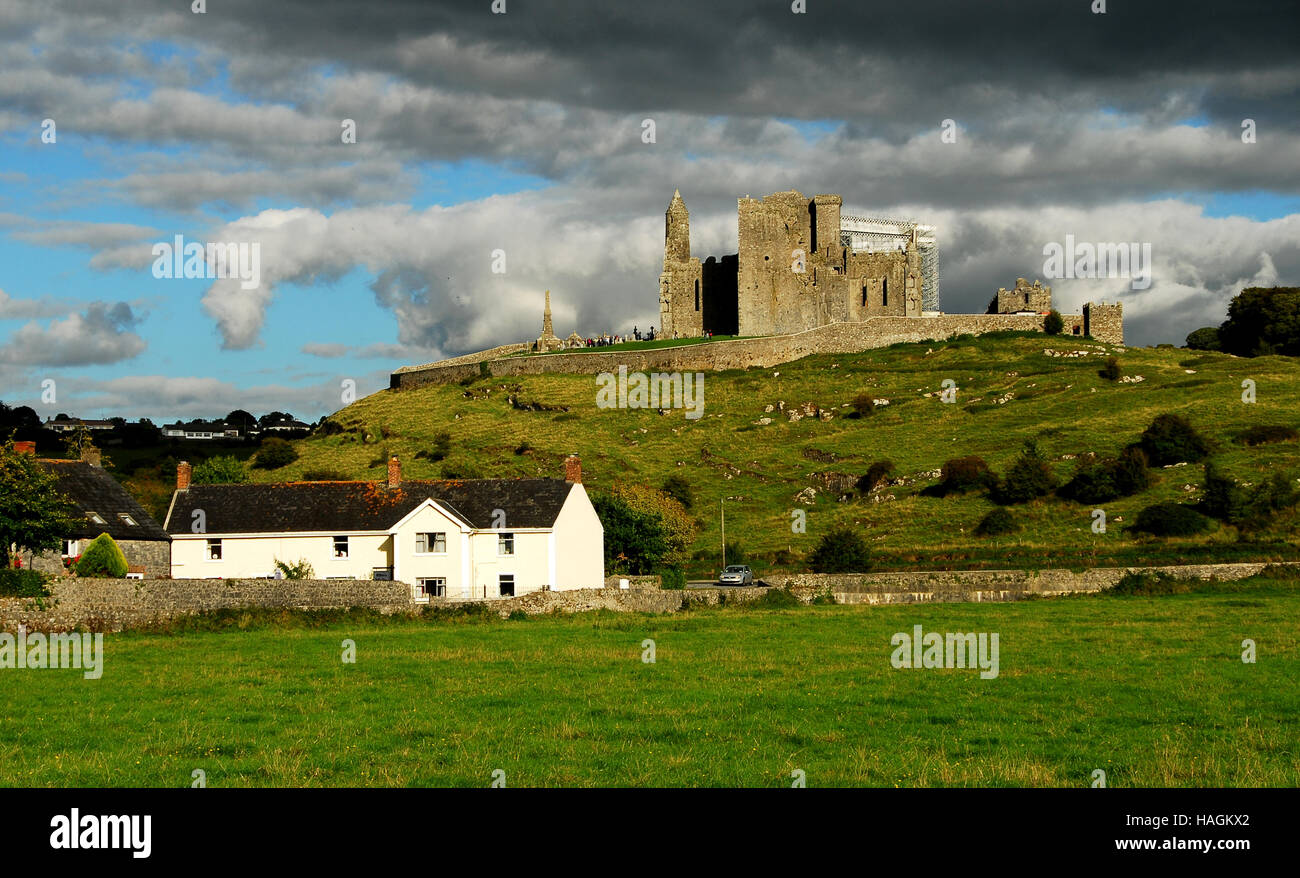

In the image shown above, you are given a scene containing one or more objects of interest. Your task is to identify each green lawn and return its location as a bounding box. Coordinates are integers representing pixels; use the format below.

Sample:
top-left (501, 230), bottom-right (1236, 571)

top-left (4, 577), bottom-right (1297, 787)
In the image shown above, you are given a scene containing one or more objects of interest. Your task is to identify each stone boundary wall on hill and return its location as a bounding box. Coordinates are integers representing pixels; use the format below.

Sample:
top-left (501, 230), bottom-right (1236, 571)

top-left (391, 315), bottom-right (1069, 389)
top-left (1, 577), bottom-right (412, 633)
top-left (391, 342), bottom-right (530, 389)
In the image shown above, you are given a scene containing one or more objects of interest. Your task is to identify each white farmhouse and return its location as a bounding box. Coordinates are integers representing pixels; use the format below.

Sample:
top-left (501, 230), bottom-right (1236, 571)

top-left (164, 455), bottom-right (604, 601)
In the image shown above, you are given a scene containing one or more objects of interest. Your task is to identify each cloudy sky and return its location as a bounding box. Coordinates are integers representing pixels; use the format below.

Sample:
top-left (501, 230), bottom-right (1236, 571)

top-left (1, 0), bottom-right (1297, 421)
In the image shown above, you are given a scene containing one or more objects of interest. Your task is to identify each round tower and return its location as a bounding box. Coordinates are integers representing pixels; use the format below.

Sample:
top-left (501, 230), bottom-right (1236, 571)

top-left (664, 189), bottom-right (691, 265)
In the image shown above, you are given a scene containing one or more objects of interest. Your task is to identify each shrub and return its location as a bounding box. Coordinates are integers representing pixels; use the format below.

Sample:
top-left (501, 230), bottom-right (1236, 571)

top-left (514, 440), bottom-right (532, 455)
top-left (659, 567), bottom-right (686, 590)
top-left (849, 392), bottom-right (876, 418)
top-left (253, 437), bottom-right (299, 469)
top-left (1058, 446), bottom-right (1151, 503)
top-left (592, 484), bottom-right (696, 575)
top-left (274, 558), bottom-right (314, 579)
top-left (415, 431), bottom-right (453, 463)
top-left (506, 609), bottom-right (528, 621)
top-left (991, 439), bottom-right (1058, 504)
top-left (660, 475), bottom-right (694, 510)
top-left (300, 469), bottom-right (350, 481)
top-left (857, 460), bottom-right (895, 494)
top-left (808, 528), bottom-right (870, 573)
top-left (1106, 571), bottom-right (1192, 596)
top-left (1044, 310), bottom-right (1064, 335)
top-left (1138, 414), bottom-right (1210, 466)
top-left (975, 507), bottom-right (1020, 536)
top-left (192, 455), bottom-right (249, 484)
top-left (1129, 502), bottom-right (1214, 537)
top-left (1185, 326), bottom-right (1222, 351)
top-left (74, 533), bottom-right (129, 578)
top-left (313, 419), bottom-right (345, 437)
top-left (1235, 425), bottom-right (1299, 446)
top-left (0, 568), bottom-right (50, 597)
top-left (1098, 356), bottom-right (1122, 381)
top-left (754, 587), bottom-right (803, 609)
top-left (924, 456), bottom-right (994, 497)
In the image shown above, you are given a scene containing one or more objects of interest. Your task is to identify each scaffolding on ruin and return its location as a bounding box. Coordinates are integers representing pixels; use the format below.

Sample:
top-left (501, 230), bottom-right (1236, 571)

top-left (839, 212), bottom-right (940, 312)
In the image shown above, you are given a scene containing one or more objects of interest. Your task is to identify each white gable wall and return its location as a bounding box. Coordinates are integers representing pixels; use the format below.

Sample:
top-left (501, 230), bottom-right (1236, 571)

top-left (554, 483), bottom-right (605, 589)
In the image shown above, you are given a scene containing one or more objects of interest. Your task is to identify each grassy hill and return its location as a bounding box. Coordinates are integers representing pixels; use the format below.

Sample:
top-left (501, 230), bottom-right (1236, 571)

top-left (266, 332), bottom-right (1300, 574)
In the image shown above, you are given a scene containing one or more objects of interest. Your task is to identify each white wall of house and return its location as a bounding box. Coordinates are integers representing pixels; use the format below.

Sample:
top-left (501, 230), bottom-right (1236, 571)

top-left (170, 532), bottom-right (393, 580)
top-left (553, 484), bottom-right (604, 590)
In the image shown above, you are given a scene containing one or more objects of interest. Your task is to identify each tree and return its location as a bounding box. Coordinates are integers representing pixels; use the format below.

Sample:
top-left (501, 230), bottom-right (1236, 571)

top-left (1044, 310), bottom-right (1064, 335)
top-left (660, 474), bottom-right (694, 510)
top-left (258, 411), bottom-right (296, 428)
top-left (0, 439), bottom-right (80, 567)
top-left (226, 410), bottom-right (256, 433)
top-left (1138, 414), bottom-right (1210, 466)
top-left (591, 483), bottom-right (696, 574)
top-left (1185, 327), bottom-right (1221, 351)
top-left (1216, 287), bottom-right (1300, 357)
top-left (253, 437), bottom-right (299, 469)
top-left (809, 528), bottom-right (870, 573)
top-left (991, 439), bottom-right (1058, 504)
top-left (192, 455), bottom-right (249, 484)
top-left (74, 533), bottom-right (129, 577)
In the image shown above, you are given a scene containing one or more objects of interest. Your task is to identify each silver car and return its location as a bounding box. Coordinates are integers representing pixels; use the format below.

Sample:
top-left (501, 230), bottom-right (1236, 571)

top-left (718, 565), bottom-right (754, 585)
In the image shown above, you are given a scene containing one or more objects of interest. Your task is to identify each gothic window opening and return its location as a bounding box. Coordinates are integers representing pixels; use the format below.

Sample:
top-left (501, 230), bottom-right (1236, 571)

top-left (882, 277), bottom-right (888, 306)
top-left (695, 280), bottom-right (700, 311)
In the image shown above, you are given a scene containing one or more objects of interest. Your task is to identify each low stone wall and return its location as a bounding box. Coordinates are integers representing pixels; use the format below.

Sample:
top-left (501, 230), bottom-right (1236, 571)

top-left (1, 577), bottom-right (412, 633)
top-left (24, 540), bottom-right (171, 579)
top-left (602, 575), bottom-right (662, 591)
top-left (481, 587), bottom-right (685, 617)
top-left (391, 343), bottom-right (530, 389)
top-left (391, 315), bottom-right (1068, 389)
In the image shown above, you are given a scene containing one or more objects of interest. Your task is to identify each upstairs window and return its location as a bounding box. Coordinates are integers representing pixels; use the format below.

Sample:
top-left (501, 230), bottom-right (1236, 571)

top-left (118, 513), bottom-right (137, 526)
top-left (206, 539), bottom-right (222, 561)
top-left (498, 532), bottom-right (515, 555)
top-left (333, 535), bottom-right (349, 558)
top-left (86, 511), bottom-right (106, 525)
top-left (415, 532), bottom-right (447, 554)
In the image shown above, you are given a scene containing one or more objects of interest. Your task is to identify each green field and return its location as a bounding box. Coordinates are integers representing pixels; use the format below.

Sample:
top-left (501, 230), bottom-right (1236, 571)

top-left (5, 575), bottom-right (1297, 787)
top-left (270, 333), bottom-right (1300, 574)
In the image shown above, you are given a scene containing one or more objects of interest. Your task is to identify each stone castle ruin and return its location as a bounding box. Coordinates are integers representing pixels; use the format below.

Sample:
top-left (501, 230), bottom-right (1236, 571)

top-left (390, 188), bottom-right (1123, 389)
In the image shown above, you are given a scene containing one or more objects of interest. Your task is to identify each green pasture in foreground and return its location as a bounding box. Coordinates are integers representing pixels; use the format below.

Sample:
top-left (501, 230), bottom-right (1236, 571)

top-left (4, 575), bottom-right (1296, 787)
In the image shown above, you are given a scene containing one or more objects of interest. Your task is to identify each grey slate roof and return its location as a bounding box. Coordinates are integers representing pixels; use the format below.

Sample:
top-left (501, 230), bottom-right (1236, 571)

top-left (163, 479), bottom-right (574, 535)
top-left (38, 460), bottom-right (171, 542)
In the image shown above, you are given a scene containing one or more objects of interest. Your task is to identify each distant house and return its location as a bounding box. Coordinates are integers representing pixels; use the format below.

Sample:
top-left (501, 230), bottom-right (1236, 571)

top-left (162, 419), bottom-right (242, 440)
top-left (260, 416), bottom-right (311, 433)
top-left (13, 442), bottom-right (171, 577)
top-left (44, 416), bottom-right (114, 433)
top-left (163, 455), bottom-right (604, 601)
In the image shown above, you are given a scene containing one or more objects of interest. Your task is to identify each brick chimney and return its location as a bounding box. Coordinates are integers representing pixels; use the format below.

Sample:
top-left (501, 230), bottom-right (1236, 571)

top-left (13, 440), bottom-right (35, 455)
top-left (81, 446), bottom-right (102, 468)
top-left (564, 454), bottom-right (582, 483)
top-left (388, 455), bottom-right (401, 489)
top-left (176, 461), bottom-right (191, 491)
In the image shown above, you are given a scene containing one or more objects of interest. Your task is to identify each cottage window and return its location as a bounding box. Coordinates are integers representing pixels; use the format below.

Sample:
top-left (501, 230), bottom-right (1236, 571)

top-left (498, 532), bottom-right (515, 555)
top-left (499, 574), bottom-right (515, 597)
top-left (415, 532), bottom-right (447, 554)
top-left (118, 513), bottom-right (138, 526)
top-left (86, 511), bottom-right (106, 525)
top-left (206, 538), bottom-right (222, 561)
top-left (417, 578), bottom-right (446, 601)
top-left (333, 535), bottom-right (349, 558)
top-left (61, 539), bottom-right (79, 557)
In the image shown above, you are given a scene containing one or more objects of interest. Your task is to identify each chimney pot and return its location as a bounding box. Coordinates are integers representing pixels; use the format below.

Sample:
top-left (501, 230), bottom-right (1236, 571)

top-left (388, 456), bottom-right (401, 489)
top-left (564, 454), bottom-right (582, 484)
top-left (177, 461), bottom-right (192, 491)
top-left (13, 440), bottom-right (35, 455)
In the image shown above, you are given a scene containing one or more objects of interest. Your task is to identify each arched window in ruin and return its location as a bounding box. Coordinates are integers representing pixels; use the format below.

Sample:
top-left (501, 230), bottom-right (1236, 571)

top-left (862, 284), bottom-right (867, 307)
top-left (882, 277), bottom-right (888, 306)
top-left (694, 280), bottom-right (700, 311)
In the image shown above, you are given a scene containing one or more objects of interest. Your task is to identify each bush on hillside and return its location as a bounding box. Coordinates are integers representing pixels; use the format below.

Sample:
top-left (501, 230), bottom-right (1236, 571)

top-left (74, 533), bottom-right (129, 578)
top-left (1058, 447), bottom-right (1151, 504)
top-left (974, 507), bottom-right (1020, 536)
top-left (415, 431), bottom-right (452, 462)
top-left (849, 393), bottom-right (876, 418)
top-left (1234, 425), bottom-right (1299, 446)
top-left (1137, 414), bottom-right (1210, 466)
top-left (192, 455), bottom-right (249, 484)
top-left (253, 437), bottom-right (299, 470)
top-left (1129, 502), bottom-right (1215, 537)
top-left (857, 460), bottom-right (895, 494)
top-left (660, 475), bottom-right (694, 510)
top-left (923, 456), bottom-right (995, 497)
top-left (1098, 356), bottom-right (1122, 381)
top-left (991, 439), bottom-right (1058, 504)
top-left (808, 528), bottom-right (870, 573)
top-left (300, 469), bottom-right (350, 481)
top-left (1044, 310), bottom-right (1064, 335)
top-left (1185, 326), bottom-right (1222, 351)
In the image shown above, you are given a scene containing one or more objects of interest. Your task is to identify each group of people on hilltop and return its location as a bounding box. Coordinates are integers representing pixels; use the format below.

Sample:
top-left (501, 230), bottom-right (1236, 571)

top-left (572, 324), bottom-right (721, 347)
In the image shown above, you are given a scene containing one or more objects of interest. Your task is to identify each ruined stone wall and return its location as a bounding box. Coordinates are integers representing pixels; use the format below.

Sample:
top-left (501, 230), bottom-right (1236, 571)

top-left (393, 313), bottom-right (1072, 388)
top-left (1, 577), bottom-right (414, 633)
top-left (994, 279), bottom-right (1053, 314)
top-left (1084, 302), bottom-right (1124, 344)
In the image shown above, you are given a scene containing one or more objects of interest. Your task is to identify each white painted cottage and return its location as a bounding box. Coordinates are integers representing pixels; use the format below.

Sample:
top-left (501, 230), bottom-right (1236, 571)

top-left (164, 455), bottom-right (604, 601)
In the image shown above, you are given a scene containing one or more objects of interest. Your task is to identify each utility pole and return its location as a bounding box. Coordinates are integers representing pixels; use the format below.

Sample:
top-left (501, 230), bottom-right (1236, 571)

top-left (720, 499), bottom-right (726, 573)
